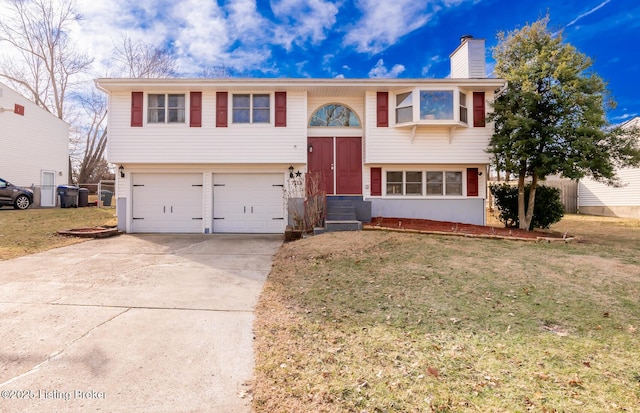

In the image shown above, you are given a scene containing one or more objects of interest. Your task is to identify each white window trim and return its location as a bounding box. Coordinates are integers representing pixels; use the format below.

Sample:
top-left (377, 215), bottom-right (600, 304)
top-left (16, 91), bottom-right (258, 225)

top-left (146, 93), bottom-right (187, 125)
top-left (231, 93), bottom-right (272, 125)
top-left (382, 168), bottom-right (467, 198)
top-left (393, 86), bottom-right (468, 127)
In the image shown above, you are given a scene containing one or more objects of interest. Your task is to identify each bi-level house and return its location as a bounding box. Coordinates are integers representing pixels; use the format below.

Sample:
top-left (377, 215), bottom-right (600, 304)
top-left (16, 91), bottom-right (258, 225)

top-left (96, 36), bottom-right (505, 234)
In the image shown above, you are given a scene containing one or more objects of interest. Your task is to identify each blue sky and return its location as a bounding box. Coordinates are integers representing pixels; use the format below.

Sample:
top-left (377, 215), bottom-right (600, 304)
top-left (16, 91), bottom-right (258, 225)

top-left (23, 0), bottom-right (640, 122)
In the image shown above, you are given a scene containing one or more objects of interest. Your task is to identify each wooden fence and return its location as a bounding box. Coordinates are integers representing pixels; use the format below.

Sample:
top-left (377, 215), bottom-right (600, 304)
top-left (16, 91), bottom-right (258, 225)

top-left (488, 180), bottom-right (578, 213)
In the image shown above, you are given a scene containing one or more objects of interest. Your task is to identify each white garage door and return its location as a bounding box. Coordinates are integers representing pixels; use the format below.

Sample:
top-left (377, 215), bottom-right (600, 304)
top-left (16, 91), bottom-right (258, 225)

top-left (132, 173), bottom-right (203, 233)
top-left (213, 173), bottom-right (284, 233)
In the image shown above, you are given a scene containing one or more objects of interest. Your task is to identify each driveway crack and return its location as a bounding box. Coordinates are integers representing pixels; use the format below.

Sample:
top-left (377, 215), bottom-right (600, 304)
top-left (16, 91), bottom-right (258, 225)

top-left (0, 307), bottom-right (131, 388)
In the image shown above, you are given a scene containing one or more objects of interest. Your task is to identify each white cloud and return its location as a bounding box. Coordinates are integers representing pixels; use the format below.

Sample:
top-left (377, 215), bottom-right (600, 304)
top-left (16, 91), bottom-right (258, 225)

top-left (270, 0), bottom-right (339, 50)
top-left (343, 0), bottom-right (433, 54)
top-left (368, 59), bottom-right (405, 78)
top-left (420, 55), bottom-right (443, 77)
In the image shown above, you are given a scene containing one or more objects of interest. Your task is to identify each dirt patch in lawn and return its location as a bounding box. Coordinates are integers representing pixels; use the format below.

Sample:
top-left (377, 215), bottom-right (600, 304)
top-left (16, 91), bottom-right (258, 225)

top-left (366, 217), bottom-right (569, 240)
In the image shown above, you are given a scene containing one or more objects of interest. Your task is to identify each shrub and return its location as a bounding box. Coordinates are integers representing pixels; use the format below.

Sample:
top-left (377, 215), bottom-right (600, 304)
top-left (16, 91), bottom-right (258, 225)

top-left (490, 183), bottom-right (564, 229)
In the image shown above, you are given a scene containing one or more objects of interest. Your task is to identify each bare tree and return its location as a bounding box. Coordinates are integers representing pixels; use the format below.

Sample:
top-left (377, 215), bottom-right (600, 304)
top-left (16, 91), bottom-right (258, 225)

top-left (113, 35), bottom-right (178, 79)
top-left (0, 0), bottom-right (93, 120)
top-left (72, 89), bottom-right (108, 184)
top-left (72, 37), bottom-right (179, 183)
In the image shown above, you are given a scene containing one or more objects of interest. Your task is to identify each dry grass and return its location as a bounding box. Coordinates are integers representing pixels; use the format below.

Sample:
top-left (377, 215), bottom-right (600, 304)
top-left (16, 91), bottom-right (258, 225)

top-left (253, 214), bottom-right (640, 412)
top-left (0, 207), bottom-right (117, 260)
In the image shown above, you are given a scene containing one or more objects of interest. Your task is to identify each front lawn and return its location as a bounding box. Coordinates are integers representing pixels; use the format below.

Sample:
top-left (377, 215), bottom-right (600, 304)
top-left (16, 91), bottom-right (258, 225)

top-left (0, 207), bottom-right (117, 260)
top-left (253, 214), bottom-right (640, 412)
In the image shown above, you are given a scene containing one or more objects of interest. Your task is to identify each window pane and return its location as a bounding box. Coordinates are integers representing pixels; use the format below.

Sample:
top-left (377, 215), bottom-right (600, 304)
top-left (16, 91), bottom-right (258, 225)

top-left (387, 171), bottom-right (402, 182)
top-left (420, 90), bottom-right (453, 120)
top-left (309, 104), bottom-right (361, 127)
top-left (426, 171), bottom-right (443, 195)
top-left (148, 94), bottom-right (164, 123)
top-left (405, 171), bottom-right (422, 195)
top-left (253, 108), bottom-right (270, 123)
top-left (168, 109), bottom-right (185, 123)
top-left (406, 183), bottom-right (422, 195)
top-left (233, 94), bottom-right (250, 123)
top-left (168, 94), bottom-right (185, 108)
top-left (445, 171), bottom-right (463, 195)
top-left (233, 95), bottom-right (250, 109)
top-left (233, 109), bottom-right (250, 123)
top-left (396, 107), bottom-right (412, 123)
top-left (396, 92), bottom-right (412, 108)
top-left (253, 94), bottom-right (270, 109)
top-left (386, 171), bottom-right (403, 195)
top-left (395, 92), bottom-right (413, 123)
top-left (148, 109), bottom-right (164, 123)
top-left (148, 94), bottom-right (164, 108)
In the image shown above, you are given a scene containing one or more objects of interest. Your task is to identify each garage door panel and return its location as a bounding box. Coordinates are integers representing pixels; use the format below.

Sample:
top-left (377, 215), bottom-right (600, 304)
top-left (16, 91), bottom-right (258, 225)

top-left (213, 173), bottom-right (284, 234)
top-left (132, 173), bottom-right (203, 233)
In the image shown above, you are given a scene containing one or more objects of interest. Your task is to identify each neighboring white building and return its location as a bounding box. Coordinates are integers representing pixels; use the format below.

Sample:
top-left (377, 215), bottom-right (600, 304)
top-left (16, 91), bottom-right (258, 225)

top-left (578, 117), bottom-right (640, 219)
top-left (0, 81), bottom-right (69, 207)
top-left (96, 36), bottom-right (506, 234)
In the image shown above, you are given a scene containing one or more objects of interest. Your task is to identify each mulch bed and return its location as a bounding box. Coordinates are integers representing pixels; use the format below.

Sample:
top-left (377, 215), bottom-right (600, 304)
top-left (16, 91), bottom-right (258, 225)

top-left (57, 226), bottom-right (120, 238)
top-left (365, 217), bottom-right (574, 242)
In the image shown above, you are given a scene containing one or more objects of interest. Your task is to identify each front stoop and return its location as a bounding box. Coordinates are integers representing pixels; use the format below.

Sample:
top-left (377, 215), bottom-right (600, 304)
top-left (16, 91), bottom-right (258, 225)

top-left (324, 197), bottom-right (363, 232)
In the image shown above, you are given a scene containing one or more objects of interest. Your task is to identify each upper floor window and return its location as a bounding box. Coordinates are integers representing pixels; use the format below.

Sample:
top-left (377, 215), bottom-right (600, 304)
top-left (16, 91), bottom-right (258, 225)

top-left (309, 104), bottom-right (361, 127)
top-left (148, 94), bottom-right (185, 123)
top-left (459, 92), bottom-right (468, 124)
top-left (394, 87), bottom-right (475, 125)
top-left (420, 90), bottom-right (453, 120)
top-left (395, 92), bottom-right (413, 124)
top-left (233, 94), bottom-right (270, 123)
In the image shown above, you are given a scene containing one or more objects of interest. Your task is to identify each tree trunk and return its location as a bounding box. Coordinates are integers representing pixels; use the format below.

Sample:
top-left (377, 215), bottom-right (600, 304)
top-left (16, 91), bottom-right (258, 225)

top-left (517, 169), bottom-right (527, 230)
top-left (523, 173), bottom-right (538, 230)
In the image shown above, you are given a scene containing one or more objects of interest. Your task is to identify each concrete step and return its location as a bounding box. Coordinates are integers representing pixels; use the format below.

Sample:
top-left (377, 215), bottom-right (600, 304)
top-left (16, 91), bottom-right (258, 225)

top-left (326, 212), bottom-right (357, 221)
top-left (325, 220), bottom-right (362, 232)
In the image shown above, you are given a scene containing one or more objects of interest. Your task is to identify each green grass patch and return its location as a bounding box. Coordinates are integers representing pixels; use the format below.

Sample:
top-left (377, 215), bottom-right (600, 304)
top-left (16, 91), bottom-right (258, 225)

top-left (254, 215), bottom-right (640, 412)
top-left (0, 207), bottom-right (117, 260)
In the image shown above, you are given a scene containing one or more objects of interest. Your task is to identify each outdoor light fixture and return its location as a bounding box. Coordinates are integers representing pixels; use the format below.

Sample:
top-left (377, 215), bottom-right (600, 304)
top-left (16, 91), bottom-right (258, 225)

top-left (288, 165), bottom-right (294, 178)
top-left (308, 144), bottom-right (313, 153)
top-left (119, 165), bottom-right (125, 178)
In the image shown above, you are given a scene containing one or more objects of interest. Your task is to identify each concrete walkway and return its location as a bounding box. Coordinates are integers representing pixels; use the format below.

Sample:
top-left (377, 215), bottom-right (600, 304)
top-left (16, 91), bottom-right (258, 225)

top-left (0, 234), bottom-right (282, 413)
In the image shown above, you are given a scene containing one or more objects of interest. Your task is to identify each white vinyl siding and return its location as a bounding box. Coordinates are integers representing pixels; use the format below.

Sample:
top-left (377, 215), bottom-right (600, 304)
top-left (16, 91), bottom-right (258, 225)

top-left (579, 169), bottom-right (640, 207)
top-left (107, 91), bottom-right (307, 164)
top-left (0, 81), bottom-right (69, 188)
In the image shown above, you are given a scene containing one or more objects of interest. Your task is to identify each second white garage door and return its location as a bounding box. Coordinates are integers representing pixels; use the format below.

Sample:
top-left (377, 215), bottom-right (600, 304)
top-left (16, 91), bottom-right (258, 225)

top-left (213, 173), bottom-right (284, 233)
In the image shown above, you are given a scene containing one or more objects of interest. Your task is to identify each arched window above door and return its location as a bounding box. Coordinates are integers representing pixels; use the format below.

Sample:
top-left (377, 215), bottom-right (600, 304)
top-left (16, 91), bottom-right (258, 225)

top-left (309, 104), bottom-right (361, 127)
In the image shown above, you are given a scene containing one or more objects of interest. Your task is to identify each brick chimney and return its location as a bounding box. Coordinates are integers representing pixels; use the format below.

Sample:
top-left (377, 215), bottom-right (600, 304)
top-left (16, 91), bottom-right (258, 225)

top-left (450, 35), bottom-right (486, 78)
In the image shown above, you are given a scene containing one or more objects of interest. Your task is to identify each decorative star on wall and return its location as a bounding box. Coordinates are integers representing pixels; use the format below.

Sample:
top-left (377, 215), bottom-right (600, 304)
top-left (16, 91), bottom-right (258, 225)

top-left (295, 171), bottom-right (302, 177)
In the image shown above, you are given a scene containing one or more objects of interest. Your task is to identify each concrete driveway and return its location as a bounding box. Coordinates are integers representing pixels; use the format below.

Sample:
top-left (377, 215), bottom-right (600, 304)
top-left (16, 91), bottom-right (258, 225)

top-left (0, 234), bottom-right (282, 413)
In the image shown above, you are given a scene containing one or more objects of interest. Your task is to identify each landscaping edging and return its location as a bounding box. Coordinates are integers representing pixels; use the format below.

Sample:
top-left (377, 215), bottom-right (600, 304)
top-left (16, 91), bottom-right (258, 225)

top-left (362, 224), bottom-right (577, 243)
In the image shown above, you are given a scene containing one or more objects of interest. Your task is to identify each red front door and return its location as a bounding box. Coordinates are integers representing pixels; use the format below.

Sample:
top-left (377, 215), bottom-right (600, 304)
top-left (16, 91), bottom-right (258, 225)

top-left (307, 137), bottom-right (362, 195)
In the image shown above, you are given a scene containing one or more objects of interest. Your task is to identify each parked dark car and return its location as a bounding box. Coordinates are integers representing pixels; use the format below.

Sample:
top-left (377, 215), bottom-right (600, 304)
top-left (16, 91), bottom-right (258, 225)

top-left (0, 178), bottom-right (33, 210)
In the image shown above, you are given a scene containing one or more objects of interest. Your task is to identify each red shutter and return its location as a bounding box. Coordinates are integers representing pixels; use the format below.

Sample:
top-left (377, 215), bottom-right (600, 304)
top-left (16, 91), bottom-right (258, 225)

top-left (473, 92), bottom-right (485, 127)
top-left (14, 104), bottom-right (25, 116)
top-left (275, 91), bottom-right (286, 127)
top-left (131, 92), bottom-right (143, 127)
top-left (190, 92), bottom-right (202, 127)
top-left (467, 168), bottom-right (479, 196)
top-left (371, 167), bottom-right (382, 196)
top-left (216, 92), bottom-right (228, 127)
top-left (376, 92), bottom-right (388, 127)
